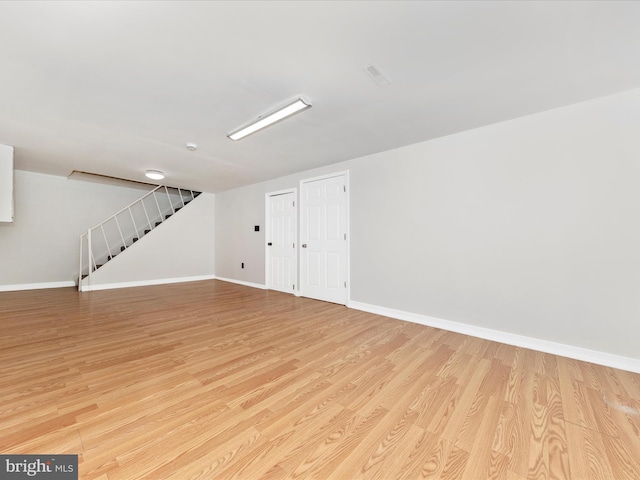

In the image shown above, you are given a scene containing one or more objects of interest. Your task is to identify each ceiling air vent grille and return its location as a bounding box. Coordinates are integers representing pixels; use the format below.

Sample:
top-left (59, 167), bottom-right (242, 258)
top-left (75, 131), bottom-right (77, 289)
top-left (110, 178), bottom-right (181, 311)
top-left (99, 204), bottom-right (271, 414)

top-left (365, 64), bottom-right (391, 87)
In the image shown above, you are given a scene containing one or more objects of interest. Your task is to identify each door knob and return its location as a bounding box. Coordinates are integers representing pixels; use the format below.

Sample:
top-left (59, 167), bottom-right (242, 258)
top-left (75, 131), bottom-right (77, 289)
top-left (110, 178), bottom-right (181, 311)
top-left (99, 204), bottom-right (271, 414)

top-left (302, 244), bottom-right (307, 248)
top-left (267, 242), bottom-right (272, 246)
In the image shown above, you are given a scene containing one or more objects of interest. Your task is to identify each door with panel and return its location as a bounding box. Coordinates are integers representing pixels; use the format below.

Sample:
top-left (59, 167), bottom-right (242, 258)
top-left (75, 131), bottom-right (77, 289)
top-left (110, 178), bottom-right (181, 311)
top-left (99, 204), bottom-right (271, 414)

top-left (300, 173), bottom-right (348, 304)
top-left (267, 191), bottom-right (297, 293)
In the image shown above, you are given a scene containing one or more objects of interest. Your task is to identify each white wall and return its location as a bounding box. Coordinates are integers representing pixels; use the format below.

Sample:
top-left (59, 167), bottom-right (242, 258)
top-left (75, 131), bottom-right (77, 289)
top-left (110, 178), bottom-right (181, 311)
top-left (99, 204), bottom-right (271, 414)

top-left (215, 183), bottom-right (268, 284)
top-left (0, 144), bottom-right (14, 222)
top-left (215, 87), bottom-right (640, 363)
top-left (83, 193), bottom-right (215, 289)
top-left (0, 170), bottom-right (151, 288)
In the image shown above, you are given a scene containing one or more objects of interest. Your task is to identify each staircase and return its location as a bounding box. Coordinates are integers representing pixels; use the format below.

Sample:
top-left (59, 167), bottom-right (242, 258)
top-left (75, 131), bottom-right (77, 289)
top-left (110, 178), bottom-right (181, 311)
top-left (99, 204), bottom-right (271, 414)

top-left (78, 186), bottom-right (201, 291)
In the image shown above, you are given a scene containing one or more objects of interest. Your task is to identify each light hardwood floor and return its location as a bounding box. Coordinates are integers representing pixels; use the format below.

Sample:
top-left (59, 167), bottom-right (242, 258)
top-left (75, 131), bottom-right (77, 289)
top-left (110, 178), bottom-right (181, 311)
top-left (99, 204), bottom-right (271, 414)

top-left (1, 280), bottom-right (639, 479)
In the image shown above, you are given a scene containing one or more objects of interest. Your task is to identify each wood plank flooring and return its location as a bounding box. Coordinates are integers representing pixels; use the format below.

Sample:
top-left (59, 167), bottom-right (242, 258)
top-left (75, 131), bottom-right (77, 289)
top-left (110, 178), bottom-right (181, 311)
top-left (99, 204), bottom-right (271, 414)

top-left (1, 280), bottom-right (639, 479)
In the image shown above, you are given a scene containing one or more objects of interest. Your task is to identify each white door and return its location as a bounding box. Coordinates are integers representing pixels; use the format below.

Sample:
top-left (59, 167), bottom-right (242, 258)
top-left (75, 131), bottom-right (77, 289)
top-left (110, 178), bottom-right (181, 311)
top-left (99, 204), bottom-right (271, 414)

top-left (300, 173), bottom-right (348, 304)
top-left (266, 191), bottom-right (297, 293)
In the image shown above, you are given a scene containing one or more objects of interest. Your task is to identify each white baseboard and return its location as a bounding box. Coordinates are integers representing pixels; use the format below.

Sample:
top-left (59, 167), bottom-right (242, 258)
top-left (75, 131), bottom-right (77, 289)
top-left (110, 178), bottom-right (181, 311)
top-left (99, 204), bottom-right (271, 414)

top-left (214, 276), bottom-right (267, 290)
top-left (0, 281), bottom-right (76, 292)
top-left (349, 300), bottom-right (640, 374)
top-left (80, 275), bottom-right (216, 292)
top-left (8, 278), bottom-right (637, 373)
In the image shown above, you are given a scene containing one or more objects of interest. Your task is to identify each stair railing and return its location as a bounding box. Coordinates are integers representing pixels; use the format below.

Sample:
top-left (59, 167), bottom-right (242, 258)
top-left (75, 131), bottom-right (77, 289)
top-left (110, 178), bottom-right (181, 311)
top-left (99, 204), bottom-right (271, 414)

top-left (79, 185), bottom-right (200, 289)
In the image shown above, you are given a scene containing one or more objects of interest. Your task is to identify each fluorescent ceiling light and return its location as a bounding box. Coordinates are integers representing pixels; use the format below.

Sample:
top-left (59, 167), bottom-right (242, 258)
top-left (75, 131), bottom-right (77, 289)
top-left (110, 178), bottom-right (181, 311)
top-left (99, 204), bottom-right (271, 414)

top-left (228, 97), bottom-right (312, 141)
top-left (145, 170), bottom-right (165, 180)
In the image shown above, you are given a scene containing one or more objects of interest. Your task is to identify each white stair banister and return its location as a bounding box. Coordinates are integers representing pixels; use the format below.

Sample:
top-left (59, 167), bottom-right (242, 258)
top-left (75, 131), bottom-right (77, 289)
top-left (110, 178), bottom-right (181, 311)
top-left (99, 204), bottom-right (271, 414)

top-left (141, 200), bottom-right (152, 232)
top-left (88, 228), bottom-right (93, 281)
top-left (164, 186), bottom-right (176, 215)
top-left (152, 189), bottom-right (163, 223)
top-left (114, 216), bottom-right (126, 252)
top-left (128, 206), bottom-right (139, 241)
top-left (78, 185), bottom-right (201, 290)
top-left (100, 224), bottom-right (112, 260)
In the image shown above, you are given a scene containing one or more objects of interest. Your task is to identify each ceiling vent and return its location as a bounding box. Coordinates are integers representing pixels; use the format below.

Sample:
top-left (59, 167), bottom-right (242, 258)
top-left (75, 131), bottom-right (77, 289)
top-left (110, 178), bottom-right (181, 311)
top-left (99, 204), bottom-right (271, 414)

top-left (365, 64), bottom-right (391, 87)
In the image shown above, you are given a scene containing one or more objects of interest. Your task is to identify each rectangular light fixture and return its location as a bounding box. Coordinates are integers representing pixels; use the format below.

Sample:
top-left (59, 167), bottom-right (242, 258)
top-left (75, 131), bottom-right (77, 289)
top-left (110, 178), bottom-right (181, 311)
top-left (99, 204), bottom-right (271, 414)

top-left (227, 97), bottom-right (312, 141)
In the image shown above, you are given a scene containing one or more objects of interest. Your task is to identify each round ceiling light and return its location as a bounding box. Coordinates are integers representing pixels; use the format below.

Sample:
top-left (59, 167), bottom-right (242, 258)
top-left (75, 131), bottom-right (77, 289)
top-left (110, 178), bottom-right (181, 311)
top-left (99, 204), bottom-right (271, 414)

top-left (145, 170), bottom-right (165, 180)
top-left (186, 143), bottom-right (198, 151)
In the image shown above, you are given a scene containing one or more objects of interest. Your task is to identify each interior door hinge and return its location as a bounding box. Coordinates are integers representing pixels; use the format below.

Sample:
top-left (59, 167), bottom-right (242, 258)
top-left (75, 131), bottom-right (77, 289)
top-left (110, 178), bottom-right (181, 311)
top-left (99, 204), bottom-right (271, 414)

top-left (343, 185), bottom-right (346, 193)
top-left (344, 281), bottom-right (347, 288)
top-left (344, 233), bottom-right (346, 240)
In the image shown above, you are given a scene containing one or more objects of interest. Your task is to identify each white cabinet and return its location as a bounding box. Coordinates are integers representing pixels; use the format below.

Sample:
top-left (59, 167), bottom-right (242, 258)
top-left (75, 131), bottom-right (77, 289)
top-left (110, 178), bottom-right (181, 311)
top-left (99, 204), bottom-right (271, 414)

top-left (0, 144), bottom-right (14, 222)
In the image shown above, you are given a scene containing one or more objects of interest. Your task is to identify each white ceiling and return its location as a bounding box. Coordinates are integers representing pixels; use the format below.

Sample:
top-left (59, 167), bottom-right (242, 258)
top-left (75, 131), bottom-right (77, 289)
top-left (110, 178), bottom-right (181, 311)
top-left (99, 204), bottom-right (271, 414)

top-left (2, 1), bottom-right (640, 193)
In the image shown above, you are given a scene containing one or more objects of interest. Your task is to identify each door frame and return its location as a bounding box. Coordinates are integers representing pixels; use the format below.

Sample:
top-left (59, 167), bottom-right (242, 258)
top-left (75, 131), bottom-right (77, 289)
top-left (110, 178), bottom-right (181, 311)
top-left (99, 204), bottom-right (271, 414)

top-left (299, 170), bottom-right (350, 305)
top-left (265, 188), bottom-right (298, 293)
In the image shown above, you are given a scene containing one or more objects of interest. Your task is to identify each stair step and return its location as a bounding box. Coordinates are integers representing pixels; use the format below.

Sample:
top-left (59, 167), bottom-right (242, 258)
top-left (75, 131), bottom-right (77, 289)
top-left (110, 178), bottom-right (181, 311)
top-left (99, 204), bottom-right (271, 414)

top-left (194, 191), bottom-right (201, 197)
top-left (155, 221), bottom-right (162, 227)
top-left (121, 246), bottom-right (126, 252)
top-left (145, 229), bottom-right (151, 234)
top-left (132, 237), bottom-right (138, 242)
top-left (165, 214), bottom-right (172, 220)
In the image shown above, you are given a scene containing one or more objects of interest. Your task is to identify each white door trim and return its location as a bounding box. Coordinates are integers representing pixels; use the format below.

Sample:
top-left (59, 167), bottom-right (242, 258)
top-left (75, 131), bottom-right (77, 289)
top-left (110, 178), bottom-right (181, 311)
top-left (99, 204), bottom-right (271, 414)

top-left (265, 188), bottom-right (298, 293)
top-left (299, 170), bottom-right (350, 304)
